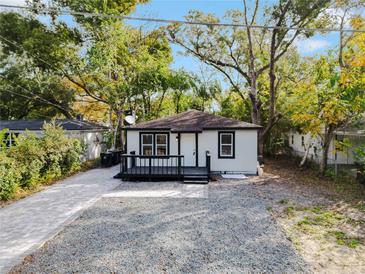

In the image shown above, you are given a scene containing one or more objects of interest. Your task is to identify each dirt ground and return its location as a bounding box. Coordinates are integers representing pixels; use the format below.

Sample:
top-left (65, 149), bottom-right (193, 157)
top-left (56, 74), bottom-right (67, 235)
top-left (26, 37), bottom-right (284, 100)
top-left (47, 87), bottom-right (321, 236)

top-left (262, 156), bottom-right (365, 274)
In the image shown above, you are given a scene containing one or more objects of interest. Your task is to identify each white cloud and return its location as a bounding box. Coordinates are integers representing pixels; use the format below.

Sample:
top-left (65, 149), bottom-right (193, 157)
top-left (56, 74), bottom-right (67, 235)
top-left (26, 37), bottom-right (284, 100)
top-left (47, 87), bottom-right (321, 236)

top-left (296, 38), bottom-right (330, 54)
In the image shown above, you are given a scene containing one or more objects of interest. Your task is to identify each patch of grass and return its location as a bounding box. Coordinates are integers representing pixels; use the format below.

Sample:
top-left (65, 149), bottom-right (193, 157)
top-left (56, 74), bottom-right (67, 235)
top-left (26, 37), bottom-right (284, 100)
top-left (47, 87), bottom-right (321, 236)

top-left (297, 211), bottom-right (343, 228)
top-left (266, 206), bottom-right (273, 212)
top-left (354, 202), bottom-right (365, 213)
top-left (284, 206), bottom-right (295, 216)
top-left (311, 206), bottom-right (324, 214)
top-left (278, 198), bottom-right (289, 205)
top-left (327, 231), bottom-right (361, 249)
top-left (297, 216), bottom-right (313, 226)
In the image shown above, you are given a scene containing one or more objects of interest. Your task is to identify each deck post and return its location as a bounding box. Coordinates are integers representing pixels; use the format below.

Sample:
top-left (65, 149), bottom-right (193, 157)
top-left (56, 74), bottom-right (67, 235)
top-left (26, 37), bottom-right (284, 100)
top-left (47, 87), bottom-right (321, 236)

top-left (206, 151), bottom-right (211, 174)
top-left (178, 156), bottom-right (182, 181)
top-left (130, 151), bottom-right (136, 168)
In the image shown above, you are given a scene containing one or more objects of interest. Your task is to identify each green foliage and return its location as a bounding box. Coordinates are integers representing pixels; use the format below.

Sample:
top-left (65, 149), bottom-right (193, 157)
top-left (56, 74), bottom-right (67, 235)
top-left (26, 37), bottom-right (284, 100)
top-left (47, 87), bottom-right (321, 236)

top-left (0, 12), bottom-right (78, 119)
top-left (41, 122), bottom-right (84, 180)
top-left (354, 144), bottom-right (365, 166)
top-left (0, 151), bottom-right (21, 200)
top-left (354, 144), bottom-right (365, 182)
top-left (0, 122), bottom-right (84, 200)
top-left (327, 231), bottom-right (360, 248)
top-left (0, 128), bottom-right (9, 148)
top-left (8, 132), bottom-right (45, 188)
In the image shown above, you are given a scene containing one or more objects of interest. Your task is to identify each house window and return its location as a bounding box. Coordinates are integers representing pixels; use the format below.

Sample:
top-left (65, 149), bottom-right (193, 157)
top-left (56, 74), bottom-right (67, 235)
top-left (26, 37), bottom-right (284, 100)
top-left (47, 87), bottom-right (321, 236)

top-left (140, 132), bottom-right (169, 156)
top-left (141, 134), bottom-right (153, 155)
top-left (291, 135), bottom-right (294, 144)
top-left (156, 134), bottom-right (167, 155)
top-left (218, 132), bottom-right (235, 158)
top-left (301, 136), bottom-right (305, 146)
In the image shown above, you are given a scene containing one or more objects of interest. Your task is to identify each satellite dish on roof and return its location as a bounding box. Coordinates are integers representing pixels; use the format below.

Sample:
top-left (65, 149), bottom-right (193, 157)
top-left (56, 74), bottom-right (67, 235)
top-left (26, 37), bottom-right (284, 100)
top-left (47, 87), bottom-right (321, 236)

top-left (125, 115), bottom-right (136, 125)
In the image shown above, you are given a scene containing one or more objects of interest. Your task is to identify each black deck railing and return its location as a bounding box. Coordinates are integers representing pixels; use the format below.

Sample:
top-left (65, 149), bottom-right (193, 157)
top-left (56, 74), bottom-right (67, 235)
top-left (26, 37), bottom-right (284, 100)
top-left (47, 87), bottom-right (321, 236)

top-left (120, 152), bottom-right (185, 180)
top-left (119, 150), bottom-right (211, 181)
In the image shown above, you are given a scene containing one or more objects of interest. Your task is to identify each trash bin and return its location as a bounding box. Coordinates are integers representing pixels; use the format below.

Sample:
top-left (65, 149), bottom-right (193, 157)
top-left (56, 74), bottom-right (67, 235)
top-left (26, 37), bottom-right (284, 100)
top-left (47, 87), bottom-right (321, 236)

top-left (111, 150), bottom-right (122, 165)
top-left (100, 152), bottom-right (113, 168)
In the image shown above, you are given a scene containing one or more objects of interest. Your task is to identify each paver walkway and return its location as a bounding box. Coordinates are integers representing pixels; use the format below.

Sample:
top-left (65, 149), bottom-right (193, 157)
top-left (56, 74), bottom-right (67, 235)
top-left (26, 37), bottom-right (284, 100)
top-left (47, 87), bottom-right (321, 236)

top-left (0, 166), bottom-right (121, 274)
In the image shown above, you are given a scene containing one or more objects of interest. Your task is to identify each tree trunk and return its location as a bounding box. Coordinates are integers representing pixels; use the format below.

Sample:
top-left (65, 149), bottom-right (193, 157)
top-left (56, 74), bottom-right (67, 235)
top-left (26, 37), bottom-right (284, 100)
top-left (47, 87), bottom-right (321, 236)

top-left (300, 140), bottom-right (313, 167)
top-left (320, 126), bottom-right (335, 174)
top-left (258, 133), bottom-right (264, 157)
top-left (111, 109), bottom-right (121, 150)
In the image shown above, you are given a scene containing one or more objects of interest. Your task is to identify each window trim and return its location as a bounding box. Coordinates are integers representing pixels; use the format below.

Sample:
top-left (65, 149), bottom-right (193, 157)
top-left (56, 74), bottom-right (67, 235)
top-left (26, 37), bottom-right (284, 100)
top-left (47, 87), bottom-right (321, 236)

top-left (218, 131), bottom-right (235, 159)
top-left (140, 133), bottom-right (154, 156)
top-left (139, 132), bottom-right (170, 155)
top-left (155, 133), bottom-right (168, 155)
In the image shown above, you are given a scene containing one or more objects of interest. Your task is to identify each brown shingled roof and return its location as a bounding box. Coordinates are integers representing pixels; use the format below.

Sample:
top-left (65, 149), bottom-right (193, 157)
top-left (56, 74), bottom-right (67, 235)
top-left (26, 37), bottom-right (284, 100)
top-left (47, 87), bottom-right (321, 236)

top-left (128, 110), bottom-right (261, 132)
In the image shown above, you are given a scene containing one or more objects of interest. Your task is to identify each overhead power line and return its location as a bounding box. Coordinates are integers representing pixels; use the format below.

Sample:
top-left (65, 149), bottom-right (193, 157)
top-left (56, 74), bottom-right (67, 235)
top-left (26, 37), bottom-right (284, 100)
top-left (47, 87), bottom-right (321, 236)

top-left (0, 75), bottom-right (72, 113)
top-left (0, 3), bottom-right (365, 33)
top-left (0, 34), bottom-right (62, 73)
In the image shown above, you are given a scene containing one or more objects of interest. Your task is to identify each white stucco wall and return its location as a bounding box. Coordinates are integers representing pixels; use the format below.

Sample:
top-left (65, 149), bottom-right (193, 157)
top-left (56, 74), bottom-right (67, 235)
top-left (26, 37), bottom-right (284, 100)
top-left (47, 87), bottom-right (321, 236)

top-left (126, 129), bottom-right (258, 174)
top-left (199, 130), bottom-right (258, 174)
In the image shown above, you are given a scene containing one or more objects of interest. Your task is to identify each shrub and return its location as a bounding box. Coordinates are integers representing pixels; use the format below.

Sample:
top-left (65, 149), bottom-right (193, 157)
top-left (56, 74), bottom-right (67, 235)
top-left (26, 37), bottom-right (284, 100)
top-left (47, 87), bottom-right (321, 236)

top-left (0, 151), bottom-right (21, 200)
top-left (41, 122), bottom-right (72, 180)
top-left (41, 122), bottom-right (84, 178)
top-left (0, 122), bottom-right (85, 200)
top-left (61, 138), bottom-right (83, 173)
top-left (8, 132), bottom-right (45, 188)
top-left (0, 128), bottom-right (9, 148)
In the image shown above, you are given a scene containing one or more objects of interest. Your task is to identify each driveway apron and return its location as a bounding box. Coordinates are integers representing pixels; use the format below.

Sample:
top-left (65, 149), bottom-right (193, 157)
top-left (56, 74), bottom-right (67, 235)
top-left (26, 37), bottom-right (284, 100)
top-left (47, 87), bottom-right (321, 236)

top-left (0, 166), bottom-right (120, 274)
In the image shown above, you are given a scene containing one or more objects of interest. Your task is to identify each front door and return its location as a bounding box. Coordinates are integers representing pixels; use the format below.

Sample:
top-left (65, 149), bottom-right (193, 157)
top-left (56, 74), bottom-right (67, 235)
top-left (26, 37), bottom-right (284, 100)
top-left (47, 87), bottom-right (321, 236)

top-left (180, 133), bottom-right (196, 167)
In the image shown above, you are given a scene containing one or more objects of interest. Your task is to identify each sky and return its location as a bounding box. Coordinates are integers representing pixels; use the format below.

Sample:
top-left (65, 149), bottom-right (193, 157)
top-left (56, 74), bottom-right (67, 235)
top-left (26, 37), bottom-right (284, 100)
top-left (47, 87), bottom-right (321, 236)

top-left (0, 0), bottom-right (353, 74)
top-left (130, 0), bottom-right (340, 71)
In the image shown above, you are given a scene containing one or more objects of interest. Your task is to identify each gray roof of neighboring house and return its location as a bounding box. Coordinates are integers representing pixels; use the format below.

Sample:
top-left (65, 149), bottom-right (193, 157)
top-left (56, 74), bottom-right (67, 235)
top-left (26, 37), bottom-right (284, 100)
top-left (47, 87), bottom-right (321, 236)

top-left (127, 109), bottom-right (261, 132)
top-left (0, 120), bottom-right (109, 131)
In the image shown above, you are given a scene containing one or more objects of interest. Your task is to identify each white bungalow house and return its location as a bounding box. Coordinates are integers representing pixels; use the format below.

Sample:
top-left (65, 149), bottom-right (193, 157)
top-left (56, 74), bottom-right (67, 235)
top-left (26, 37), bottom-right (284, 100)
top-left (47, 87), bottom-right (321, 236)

top-left (121, 110), bottom-right (261, 182)
top-left (288, 129), bottom-right (365, 166)
top-left (0, 119), bottom-right (108, 160)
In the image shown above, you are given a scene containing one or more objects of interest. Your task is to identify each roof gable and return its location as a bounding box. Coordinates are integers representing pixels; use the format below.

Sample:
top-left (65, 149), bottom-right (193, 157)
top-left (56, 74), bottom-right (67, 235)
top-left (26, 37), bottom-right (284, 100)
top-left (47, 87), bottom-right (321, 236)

top-left (128, 110), bottom-right (261, 132)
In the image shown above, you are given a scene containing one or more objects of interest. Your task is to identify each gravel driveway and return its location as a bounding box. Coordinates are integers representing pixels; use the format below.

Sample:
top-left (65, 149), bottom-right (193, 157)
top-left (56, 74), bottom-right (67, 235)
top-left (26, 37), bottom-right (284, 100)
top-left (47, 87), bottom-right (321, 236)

top-left (11, 181), bottom-right (310, 274)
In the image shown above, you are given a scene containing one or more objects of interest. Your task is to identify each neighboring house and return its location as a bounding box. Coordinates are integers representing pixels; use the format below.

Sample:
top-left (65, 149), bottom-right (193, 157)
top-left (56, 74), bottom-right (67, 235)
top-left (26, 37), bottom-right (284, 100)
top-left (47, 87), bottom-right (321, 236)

top-left (121, 110), bottom-right (261, 181)
top-left (288, 129), bottom-right (365, 166)
top-left (0, 119), bottom-right (108, 160)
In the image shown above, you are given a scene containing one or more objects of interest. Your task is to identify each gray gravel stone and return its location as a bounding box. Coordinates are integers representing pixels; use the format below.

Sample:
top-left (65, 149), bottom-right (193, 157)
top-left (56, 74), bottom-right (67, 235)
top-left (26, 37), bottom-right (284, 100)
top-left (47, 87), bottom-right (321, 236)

top-left (11, 181), bottom-right (311, 274)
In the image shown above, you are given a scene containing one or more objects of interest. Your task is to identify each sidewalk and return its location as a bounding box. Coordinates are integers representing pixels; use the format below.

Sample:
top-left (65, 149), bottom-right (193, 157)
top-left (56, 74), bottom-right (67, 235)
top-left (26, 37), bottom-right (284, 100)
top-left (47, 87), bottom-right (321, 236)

top-left (0, 165), bottom-right (120, 274)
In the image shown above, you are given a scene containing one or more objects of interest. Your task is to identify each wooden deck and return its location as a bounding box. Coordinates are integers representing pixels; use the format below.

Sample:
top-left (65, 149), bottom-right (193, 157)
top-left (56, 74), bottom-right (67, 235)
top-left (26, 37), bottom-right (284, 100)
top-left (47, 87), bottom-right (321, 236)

top-left (119, 166), bottom-right (209, 182)
top-left (118, 153), bottom-right (211, 183)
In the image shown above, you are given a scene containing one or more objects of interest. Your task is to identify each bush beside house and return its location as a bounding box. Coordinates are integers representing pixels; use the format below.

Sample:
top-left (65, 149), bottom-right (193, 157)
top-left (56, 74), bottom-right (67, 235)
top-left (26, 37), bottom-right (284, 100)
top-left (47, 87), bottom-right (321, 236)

top-left (0, 122), bottom-right (84, 201)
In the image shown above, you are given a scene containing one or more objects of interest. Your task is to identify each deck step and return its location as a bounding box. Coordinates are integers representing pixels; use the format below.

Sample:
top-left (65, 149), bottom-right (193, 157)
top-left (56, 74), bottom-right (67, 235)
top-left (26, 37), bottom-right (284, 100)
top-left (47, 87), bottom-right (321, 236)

top-left (183, 175), bottom-right (209, 184)
top-left (184, 180), bottom-right (209, 184)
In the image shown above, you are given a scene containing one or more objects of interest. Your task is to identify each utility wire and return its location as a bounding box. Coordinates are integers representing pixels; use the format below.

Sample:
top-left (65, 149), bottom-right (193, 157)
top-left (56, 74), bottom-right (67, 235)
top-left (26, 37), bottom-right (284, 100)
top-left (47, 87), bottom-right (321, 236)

top-left (0, 3), bottom-right (364, 33)
top-left (0, 75), bottom-right (72, 113)
top-left (0, 34), bottom-right (68, 76)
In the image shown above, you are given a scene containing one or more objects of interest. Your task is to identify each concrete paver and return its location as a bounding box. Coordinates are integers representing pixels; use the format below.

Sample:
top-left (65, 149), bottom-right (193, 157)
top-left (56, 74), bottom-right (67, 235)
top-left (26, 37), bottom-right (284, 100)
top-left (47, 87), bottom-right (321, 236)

top-left (0, 166), bottom-right (120, 274)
